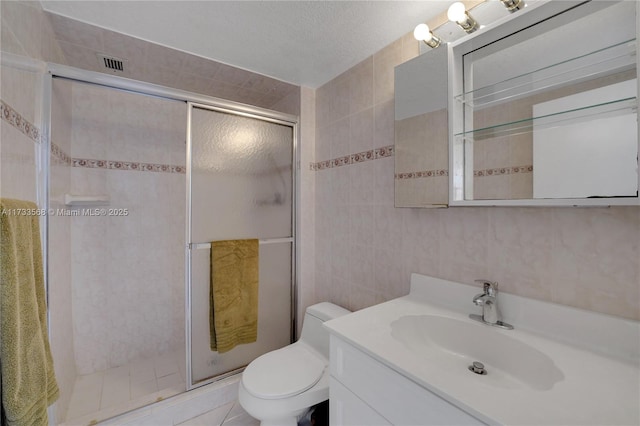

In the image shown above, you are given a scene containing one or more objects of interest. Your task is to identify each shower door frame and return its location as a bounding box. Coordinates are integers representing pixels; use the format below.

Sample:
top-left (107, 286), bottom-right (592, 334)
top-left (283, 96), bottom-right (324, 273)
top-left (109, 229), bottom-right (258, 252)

top-left (186, 101), bottom-right (297, 389)
top-left (42, 63), bottom-right (299, 395)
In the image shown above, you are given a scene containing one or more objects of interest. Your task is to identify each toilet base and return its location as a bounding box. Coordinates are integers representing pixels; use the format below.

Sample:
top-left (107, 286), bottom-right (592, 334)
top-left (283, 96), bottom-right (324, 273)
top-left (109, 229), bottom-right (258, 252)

top-left (259, 416), bottom-right (299, 426)
top-left (238, 375), bottom-right (329, 426)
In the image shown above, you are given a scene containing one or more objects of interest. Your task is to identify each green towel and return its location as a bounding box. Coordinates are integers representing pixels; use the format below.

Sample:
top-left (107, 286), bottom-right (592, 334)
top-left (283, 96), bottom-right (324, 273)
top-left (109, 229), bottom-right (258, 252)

top-left (1, 199), bottom-right (59, 426)
top-left (210, 239), bottom-right (259, 354)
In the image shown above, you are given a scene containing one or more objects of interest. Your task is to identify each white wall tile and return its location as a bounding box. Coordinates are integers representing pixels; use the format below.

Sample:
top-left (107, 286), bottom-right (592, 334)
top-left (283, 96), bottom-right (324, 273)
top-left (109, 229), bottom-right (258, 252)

top-left (69, 82), bottom-right (187, 374)
top-left (314, 37), bottom-right (640, 320)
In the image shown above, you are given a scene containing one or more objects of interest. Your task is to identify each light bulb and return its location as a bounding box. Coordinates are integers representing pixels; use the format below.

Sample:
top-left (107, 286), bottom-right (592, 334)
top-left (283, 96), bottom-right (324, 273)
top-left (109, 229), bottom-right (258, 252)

top-left (413, 24), bottom-right (433, 42)
top-left (501, 0), bottom-right (525, 12)
top-left (447, 2), bottom-right (467, 23)
top-left (448, 1), bottom-right (479, 33)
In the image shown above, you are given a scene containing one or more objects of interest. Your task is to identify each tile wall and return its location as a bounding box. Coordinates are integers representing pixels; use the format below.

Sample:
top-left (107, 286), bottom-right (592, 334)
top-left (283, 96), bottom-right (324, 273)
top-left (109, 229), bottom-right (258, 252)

top-left (45, 12), bottom-right (300, 116)
top-left (395, 108), bottom-right (448, 206)
top-left (49, 78), bottom-right (77, 423)
top-left (297, 87), bottom-right (317, 335)
top-left (313, 31), bottom-right (640, 320)
top-left (65, 82), bottom-right (187, 374)
top-left (314, 33), bottom-right (417, 311)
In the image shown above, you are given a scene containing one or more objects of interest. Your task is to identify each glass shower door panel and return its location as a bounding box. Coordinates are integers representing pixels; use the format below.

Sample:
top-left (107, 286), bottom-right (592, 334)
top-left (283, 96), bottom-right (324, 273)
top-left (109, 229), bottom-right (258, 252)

top-left (190, 243), bottom-right (292, 383)
top-left (189, 106), bottom-right (293, 384)
top-left (190, 107), bottom-right (292, 239)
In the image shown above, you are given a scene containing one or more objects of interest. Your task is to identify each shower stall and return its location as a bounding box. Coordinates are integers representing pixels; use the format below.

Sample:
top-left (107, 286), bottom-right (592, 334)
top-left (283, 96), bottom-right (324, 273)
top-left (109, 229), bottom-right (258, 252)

top-left (45, 65), bottom-right (297, 423)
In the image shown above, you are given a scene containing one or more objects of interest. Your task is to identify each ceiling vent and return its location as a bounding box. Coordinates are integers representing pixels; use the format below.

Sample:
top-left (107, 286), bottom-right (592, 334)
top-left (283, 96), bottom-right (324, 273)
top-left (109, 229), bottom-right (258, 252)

top-left (97, 54), bottom-right (127, 73)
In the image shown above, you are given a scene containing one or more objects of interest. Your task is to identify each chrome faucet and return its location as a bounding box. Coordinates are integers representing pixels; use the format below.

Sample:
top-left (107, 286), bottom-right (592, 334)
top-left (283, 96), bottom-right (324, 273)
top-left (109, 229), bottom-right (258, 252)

top-left (469, 280), bottom-right (513, 330)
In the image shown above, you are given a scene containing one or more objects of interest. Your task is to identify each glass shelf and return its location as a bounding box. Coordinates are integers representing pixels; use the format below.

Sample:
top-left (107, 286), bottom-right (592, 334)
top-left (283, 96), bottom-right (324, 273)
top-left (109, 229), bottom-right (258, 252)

top-left (454, 96), bottom-right (637, 141)
top-left (455, 39), bottom-right (637, 108)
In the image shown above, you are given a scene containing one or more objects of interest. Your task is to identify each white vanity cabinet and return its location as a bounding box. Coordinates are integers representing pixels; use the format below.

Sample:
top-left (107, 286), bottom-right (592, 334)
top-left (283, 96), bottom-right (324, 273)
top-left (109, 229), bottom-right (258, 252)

top-left (328, 335), bottom-right (484, 426)
top-left (325, 274), bottom-right (640, 426)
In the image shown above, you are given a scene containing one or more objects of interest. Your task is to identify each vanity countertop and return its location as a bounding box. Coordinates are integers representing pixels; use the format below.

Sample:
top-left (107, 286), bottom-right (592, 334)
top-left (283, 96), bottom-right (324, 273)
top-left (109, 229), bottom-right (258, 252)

top-left (324, 274), bottom-right (640, 426)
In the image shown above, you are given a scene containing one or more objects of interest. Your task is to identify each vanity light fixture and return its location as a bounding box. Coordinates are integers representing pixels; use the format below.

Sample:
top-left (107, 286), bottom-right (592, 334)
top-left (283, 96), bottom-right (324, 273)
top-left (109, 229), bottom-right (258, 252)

top-left (500, 0), bottom-right (525, 13)
top-left (413, 23), bottom-right (441, 49)
top-left (448, 2), bottom-right (479, 33)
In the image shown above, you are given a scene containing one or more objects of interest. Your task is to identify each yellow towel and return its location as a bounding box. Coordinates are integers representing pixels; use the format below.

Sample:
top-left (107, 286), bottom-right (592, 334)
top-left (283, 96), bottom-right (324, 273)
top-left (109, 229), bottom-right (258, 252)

top-left (1, 199), bottom-right (59, 426)
top-left (210, 239), bottom-right (259, 354)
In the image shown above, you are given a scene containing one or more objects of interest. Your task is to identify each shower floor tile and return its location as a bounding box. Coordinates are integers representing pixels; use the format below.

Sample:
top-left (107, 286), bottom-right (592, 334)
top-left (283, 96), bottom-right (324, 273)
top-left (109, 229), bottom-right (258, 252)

top-left (65, 372), bottom-right (104, 419)
top-left (64, 349), bottom-right (185, 425)
top-left (130, 360), bottom-right (155, 384)
top-left (130, 378), bottom-right (158, 400)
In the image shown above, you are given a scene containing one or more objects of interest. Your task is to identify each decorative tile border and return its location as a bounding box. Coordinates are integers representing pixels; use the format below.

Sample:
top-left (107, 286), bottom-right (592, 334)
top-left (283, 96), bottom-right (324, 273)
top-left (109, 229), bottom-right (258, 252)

top-left (308, 140), bottom-right (532, 181)
top-left (72, 158), bottom-right (186, 174)
top-left (50, 140), bottom-right (185, 174)
top-left (0, 98), bottom-right (534, 182)
top-left (311, 145), bottom-right (394, 171)
top-left (474, 165), bottom-right (533, 177)
top-left (51, 142), bottom-right (72, 166)
top-left (395, 169), bottom-right (448, 179)
top-left (1, 99), bottom-right (41, 143)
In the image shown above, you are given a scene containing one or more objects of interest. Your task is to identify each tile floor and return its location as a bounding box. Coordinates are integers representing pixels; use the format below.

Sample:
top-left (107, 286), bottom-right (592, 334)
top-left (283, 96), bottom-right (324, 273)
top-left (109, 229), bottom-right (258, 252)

top-left (178, 400), bottom-right (259, 426)
top-left (65, 350), bottom-right (186, 424)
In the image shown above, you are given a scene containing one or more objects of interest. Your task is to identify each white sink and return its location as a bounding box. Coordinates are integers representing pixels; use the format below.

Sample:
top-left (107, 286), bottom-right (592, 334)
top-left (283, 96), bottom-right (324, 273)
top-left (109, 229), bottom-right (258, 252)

top-left (390, 315), bottom-right (564, 391)
top-left (324, 274), bottom-right (640, 425)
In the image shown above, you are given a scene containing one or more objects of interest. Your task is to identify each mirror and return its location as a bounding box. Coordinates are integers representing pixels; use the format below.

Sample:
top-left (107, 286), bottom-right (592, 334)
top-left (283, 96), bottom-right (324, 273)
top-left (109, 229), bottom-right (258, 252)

top-left (394, 47), bottom-right (449, 207)
top-left (449, 0), bottom-right (639, 206)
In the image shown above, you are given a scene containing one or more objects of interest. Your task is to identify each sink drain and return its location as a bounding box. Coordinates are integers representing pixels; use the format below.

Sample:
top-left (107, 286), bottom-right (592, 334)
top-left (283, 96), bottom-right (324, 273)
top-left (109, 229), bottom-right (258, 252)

top-left (468, 361), bottom-right (487, 375)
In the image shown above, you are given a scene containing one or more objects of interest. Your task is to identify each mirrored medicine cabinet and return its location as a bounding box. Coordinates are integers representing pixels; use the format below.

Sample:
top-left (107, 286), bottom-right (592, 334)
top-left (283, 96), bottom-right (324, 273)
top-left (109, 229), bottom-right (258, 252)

top-left (395, 47), bottom-right (449, 208)
top-left (449, 0), bottom-right (640, 206)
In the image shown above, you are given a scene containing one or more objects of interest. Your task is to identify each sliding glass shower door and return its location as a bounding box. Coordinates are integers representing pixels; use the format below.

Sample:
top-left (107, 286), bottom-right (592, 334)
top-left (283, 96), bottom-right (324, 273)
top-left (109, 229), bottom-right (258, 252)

top-left (187, 103), bottom-right (295, 386)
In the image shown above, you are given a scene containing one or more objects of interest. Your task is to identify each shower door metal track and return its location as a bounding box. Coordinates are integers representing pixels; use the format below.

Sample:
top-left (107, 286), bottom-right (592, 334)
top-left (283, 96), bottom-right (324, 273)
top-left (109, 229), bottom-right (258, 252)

top-left (189, 238), bottom-right (293, 250)
top-left (185, 100), bottom-right (297, 390)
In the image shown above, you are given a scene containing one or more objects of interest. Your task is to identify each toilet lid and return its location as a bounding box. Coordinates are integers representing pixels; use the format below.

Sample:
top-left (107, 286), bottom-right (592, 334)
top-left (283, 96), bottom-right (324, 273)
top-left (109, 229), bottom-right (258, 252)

top-left (242, 345), bottom-right (325, 400)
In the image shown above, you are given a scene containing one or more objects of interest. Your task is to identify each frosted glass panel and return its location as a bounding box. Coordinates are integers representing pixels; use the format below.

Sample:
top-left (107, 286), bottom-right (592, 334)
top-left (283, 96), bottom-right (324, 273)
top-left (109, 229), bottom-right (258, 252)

top-left (191, 243), bottom-right (292, 383)
top-left (191, 107), bottom-right (293, 240)
top-left (189, 106), bottom-right (294, 384)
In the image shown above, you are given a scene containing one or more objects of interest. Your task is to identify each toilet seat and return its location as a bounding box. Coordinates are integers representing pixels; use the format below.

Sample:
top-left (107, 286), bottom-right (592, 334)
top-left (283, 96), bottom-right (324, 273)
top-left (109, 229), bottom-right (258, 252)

top-left (242, 344), bottom-right (325, 400)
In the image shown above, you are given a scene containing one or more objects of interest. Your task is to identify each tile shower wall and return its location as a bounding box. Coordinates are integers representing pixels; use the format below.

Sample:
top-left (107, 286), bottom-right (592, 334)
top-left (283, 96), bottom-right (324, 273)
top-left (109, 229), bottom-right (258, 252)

top-left (314, 32), bottom-right (640, 320)
top-left (50, 78), bottom-right (77, 423)
top-left (1, 1), bottom-right (73, 422)
top-left (68, 82), bottom-right (186, 374)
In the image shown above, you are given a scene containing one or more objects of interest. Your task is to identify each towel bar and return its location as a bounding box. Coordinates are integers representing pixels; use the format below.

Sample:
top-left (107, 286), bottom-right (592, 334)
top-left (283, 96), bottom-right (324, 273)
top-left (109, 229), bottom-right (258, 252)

top-left (189, 237), bottom-right (293, 250)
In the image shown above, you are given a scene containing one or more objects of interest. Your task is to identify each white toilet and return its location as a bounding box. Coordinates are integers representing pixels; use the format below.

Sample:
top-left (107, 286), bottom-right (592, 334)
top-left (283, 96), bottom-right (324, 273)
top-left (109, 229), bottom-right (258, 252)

top-left (238, 302), bottom-right (350, 426)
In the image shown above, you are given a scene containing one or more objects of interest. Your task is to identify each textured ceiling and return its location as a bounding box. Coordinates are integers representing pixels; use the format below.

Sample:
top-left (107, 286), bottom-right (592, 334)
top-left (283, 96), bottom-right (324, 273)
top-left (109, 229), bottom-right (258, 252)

top-left (40, 1), bottom-right (451, 88)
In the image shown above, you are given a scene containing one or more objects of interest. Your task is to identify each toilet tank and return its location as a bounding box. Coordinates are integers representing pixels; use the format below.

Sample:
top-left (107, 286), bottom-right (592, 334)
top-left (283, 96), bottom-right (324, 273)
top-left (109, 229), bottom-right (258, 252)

top-left (300, 302), bottom-right (350, 357)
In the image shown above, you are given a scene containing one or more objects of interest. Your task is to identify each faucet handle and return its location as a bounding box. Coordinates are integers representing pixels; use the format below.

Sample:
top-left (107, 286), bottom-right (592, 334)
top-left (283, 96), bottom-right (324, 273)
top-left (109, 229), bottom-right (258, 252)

top-left (474, 279), bottom-right (498, 296)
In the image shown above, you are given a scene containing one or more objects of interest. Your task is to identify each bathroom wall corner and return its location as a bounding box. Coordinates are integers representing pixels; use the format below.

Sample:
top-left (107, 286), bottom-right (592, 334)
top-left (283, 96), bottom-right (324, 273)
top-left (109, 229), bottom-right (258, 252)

top-left (298, 86), bottom-right (316, 338)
